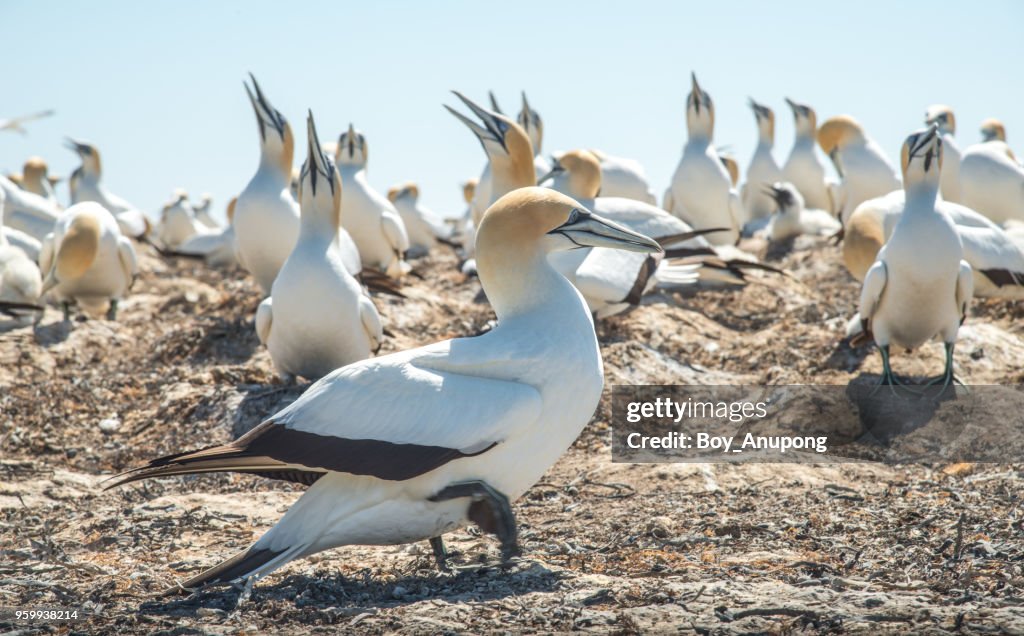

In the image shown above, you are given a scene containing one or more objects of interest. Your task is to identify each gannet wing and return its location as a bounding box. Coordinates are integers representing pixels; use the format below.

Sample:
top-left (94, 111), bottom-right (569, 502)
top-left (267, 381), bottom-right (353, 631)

top-left (358, 294), bottom-right (383, 354)
top-left (255, 297), bottom-right (272, 345)
top-left (956, 260), bottom-right (974, 322)
top-left (957, 225), bottom-right (1024, 289)
top-left (858, 259), bottom-right (888, 333)
top-left (110, 348), bottom-right (543, 486)
top-left (38, 232), bottom-right (54, 280)
top-left (381, 208), bottom-right (410, 256)
top-left (116, 237), bottom-right (138, 291)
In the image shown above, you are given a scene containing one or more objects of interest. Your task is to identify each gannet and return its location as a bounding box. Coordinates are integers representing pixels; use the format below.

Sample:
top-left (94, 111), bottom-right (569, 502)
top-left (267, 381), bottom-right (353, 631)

top-left (0, 174), bottom-right (61, 241)
top-left (38, 202), bottom-right (138, 320)
top-left (781, 98), bottom-right (835, 214)
top-left (449, 179), bottom-right (477, 243)
top-left (844, 190), bottom-right (1024, 299)
top-left (0, 109), bottom-right (53, 134)
top-left (157, 192), bottom-right (210, 249)
top-left (175, 197), bottom-right (239, 267)
top-left (763, 182), bottom-right (841, 242)
top-left (1, 226), bottom-right (41, 263)
top-left (110, 186), bottom-right (661, 590)
top-left (193, 193), bottom-right (219, 229)
top-left (817, 115), bottom-right (901, 223)
top-left (335, 124), bottom-right (410, 278)
top-left (664, 73), bottom-right (741, 245)
top-left (924, 105), bottom-right (962, 203)
top-left (740, 99), bottom-right (784, 231)
top-left (585, 149), bottom-right (658, 205)
top-left (64, 138), bottom-right (149, 239)
top-left (516, 92), bottom-right (553, 181)
top-left (232, 74), bottom-right (303, 294)
top-left (0, 189), bottom-right (43, 323)
top-left (858, 127), bottom-right (972, 388)
top-left (256, 113), bottom-right (383, 381)
top-left (718, 151), bottom-right (740, 187)
top-left (17, 157), bottom-right (61, 207)
top-left (959, 119), bottom-right (1024, 225)
top-left (386, 183), bottom-right (451, 256)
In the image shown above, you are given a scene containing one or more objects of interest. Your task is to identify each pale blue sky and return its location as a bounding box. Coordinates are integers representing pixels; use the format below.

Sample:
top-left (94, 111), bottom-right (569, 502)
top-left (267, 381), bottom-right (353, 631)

top-left (2, 1), bottom-right (1021, 222)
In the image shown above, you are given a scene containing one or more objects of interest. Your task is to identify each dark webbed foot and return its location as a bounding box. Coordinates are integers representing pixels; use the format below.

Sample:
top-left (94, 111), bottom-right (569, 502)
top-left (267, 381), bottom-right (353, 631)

top-left (429, 480), bottom-right (520, 564)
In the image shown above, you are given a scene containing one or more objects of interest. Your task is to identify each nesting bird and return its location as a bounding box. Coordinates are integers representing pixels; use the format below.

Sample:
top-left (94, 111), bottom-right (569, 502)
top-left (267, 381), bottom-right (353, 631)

top-left (781, 98), bottom-right (836, 215)
top-left (0, 174), bottom-right (61, 242)
top-left (157, 191), bottom-right (210, 249)
top-left (256, 113), bottom-right (383, 382)
top-left (959, 118), bottom-right (1024, 225)
top-left (386, 182), bottom-right (451, 256)
top-left (817, 115), bottom-right (901, 223)
top-left (65, 138), bottom-right (149, 239)
top-left (110, 186), bottom-right (662, 591)
top-left (664, 73), bottom-right (742, 245)
top-left (764, 182), bottom-right (841, 242)
top-left (39, 202), bottom-right (138, 320)
top-left (740, 98), bottom-right (784, 231)
top-left (175, 197), bottom-right (240, 267)
top-left (858, 127), bottom-right (972, 389)
top-left (335, 124), bottom-right (410, 278)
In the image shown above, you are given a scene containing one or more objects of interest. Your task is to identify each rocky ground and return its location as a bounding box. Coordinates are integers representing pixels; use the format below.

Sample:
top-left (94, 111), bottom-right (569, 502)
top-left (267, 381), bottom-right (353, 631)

top-left (2, 235), bottom-right (1023, 634)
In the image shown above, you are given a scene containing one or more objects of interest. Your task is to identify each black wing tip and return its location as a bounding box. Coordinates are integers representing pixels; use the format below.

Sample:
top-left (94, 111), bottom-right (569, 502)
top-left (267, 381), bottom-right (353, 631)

top-left (163, 546), bottom-right (287, 595)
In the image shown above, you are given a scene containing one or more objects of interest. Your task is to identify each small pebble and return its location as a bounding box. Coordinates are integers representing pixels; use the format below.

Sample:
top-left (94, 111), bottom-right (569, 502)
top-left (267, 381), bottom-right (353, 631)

top-left (98, 418), bottom-right (121, 434)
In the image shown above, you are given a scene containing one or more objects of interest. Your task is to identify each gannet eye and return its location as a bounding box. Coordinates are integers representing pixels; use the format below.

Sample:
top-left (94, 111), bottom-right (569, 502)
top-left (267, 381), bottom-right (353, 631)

top-left (566, 208), bottom-right (585, 224)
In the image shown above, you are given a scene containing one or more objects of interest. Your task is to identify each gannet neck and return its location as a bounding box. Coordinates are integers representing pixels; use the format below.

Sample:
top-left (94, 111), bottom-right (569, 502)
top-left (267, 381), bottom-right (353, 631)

top-left (478, 242), bottom-right (570, 320)
top-left (560, 150), bottom-right (602, 199)
top-left (257, 124), bottom-right (294, 179)
top-left (298, 111), bottom-right (343, 241)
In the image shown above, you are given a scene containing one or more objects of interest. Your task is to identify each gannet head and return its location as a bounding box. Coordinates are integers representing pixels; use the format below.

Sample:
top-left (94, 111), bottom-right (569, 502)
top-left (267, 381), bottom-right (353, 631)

top-left (980, 118), bottom-right (1006, 142)
top-left (63, 138), bottom-right (102, 176)
top-left (22, 156), bottom-right (48, 179)
top-left (764, 181), bottom-right (803, 216)
top-left (818, 115), bottom-right (866, 171)
top-left (461, 179), bottom-right (477, 204)
top-left (386, 182), bottom-right (420, 204)
top-left (687, 72), bottom-right (715, 138)
top-left (298, 111), bottom-right (343, 230)
top-left (336, 123), bottom-right (369, 168)
top-left (925, 104), bottom-right (956, 135)
top-left (539, 149), bottom-right (602, 199)
top-left (749, 98), bottom-right (775, 142)
top-left (446, 91), bottom-right (535, 189)
top-left (900, 125), bottom-right (943, 188)
top-left (517, 91), bottom-right (544, 156)
top-left (245, 74), bottom-right (294, 177)
top-left (41, 209), bottom-right (101, 294)
top-left (785, 98), bottom-right (817, 136)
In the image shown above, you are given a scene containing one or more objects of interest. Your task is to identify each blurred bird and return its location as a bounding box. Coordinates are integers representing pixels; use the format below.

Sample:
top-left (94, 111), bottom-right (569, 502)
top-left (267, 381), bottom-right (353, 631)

top-left (664, 73), bottom-right (742, 245)
top-left (15, 157), bottom-right (61, 207)
top-left (175, 197), bottom-right (239, 267)
top-left (157, 191), bottom-right (211, 249)
top-left (386, 183), bottom-right (452, 256)
top-left (857, 127), bottom-right (972, 389)
top-left (39, 202), bottom-right (138, 320)
top-left (740, 98), bottom-right (784, 232)
top-left (193, 193), bottom-right (220, 229)
top-left (335, 124), bottom-right (410, 279)
top-left (959, 118), bottom-right (1024, 225)
top-left (516, 92), bottom-right (553, 181)
top-left (924, 105), bottom-right (962, 203)
top-left (817, 115), bottom-right (901, 223)
top-left (256, 113), bottom-right (383, 381)
top-left (65, 138), bottom-right (149, 239)
top-left (781, 98), bottom-right (837, 215)
top-left (763, 182), bottom-right (840, 242)
top-left (0, 189), bottom-right (43, 324)
top-left (109, 187), bottom-right (661, 591)
top-left (0, 109), bottom-right (53, 135)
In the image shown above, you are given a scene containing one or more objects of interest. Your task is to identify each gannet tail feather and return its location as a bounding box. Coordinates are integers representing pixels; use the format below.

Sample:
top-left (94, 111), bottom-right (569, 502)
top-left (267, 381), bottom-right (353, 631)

top-left (360, 269), bottom-right (406, 298)
top-left (165, 543), bottom-right (305, 594)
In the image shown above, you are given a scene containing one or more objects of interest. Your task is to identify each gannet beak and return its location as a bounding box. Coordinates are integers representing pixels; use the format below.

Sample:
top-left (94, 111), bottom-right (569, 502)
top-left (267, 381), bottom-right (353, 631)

top-left (749, 98), bottom-right (769, 120)
top-left (488, 90), bottom-right (503, 115)
top-left (537, 159), bottom-right (564, 185)
top-left (910, 124), bottom-right (941, 171)
top-left (305, 110), bottom-right (332, 195)
top-left (63, 137), bottom-right (88, 154)
top-left (550, 209), bottom-right (662, 254)
top-left (446, 91), bottom-right (508, 152)
top-left (246, 73), bottom-right (285, 138)
top-left (346, 123), bottom-right (356, 158)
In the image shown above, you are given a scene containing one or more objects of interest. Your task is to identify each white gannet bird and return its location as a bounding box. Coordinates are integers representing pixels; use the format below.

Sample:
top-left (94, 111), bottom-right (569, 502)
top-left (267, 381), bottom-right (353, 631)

top-left (176, 197), bottom-right (239, 267)
top-left (233, 74), bottom-right (301, 294)
top-left (817, 115), bottom-right (901, 223)
top-left (924, 105), bottom-right (962, 203)
top-left (387, 182), bottom-right (452, 256)
top-left (959, 119), bottom-right (1024, 226)
top-left (781, 98), bottom-right (836, 215)
top-left (763, 182), bottom-right (841, 242)
top-left (0, 189), bottom-right (44, 323)
top-left (193, 193), bottom-right (219, 229)
top-left (335, 124), bottom-right (410, 278)
top-left (256, 113), bottom-right (383, 381)
top-left (586, 150), bottom-right (658, 205)
top-left (0, 109), bottom-right (53, 134)
top-left (448, 179), bottom-right (477, 243)
top-left (158, 191), bottom-right (210, 249)
top-left (39, 202), bottom-right (138, 320)
top-left (858, 127), bottom-right (972, 388)
top-left (64, 138), bottom-right (149, 239)
top-left (109, 186), bottom-right (661, 590)
top-left (17, 157), bottom-right (61, 207)
top-left (516, 92), bottom-right (553, 181)
top-left (664, 73), bottom-right (741, 245)
top-left (844, 189), bottom-right (1024, 299)
top-left (740, 99), bottom-right (784, 231)
top-left (0, 174), bottom-right (61, 242)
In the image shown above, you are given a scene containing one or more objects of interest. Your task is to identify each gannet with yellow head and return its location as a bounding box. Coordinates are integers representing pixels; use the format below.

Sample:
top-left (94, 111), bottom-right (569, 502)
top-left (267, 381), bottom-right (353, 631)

top-left (781, 98), bottom-right (837, 214)
top-left (64, 138), bottom-right (149, 239)
top-left (858, 126), bottom-right (972, 389)
top-left (110, 186), bottom-right (661, 590)
top-left (255, 112), bottom-right (383, 381)
top-left (664, 72), bottom-right (742, 245)
top-left (924, 104), bottom-right (962, 203)
top-left (740, 98), bottom-right (784, 230)
top-left (386, 182), bottom-right (452, 256)
top-left (38, 201), bottom-right (138, 320)
top-left (19, 157), bottom-right (60, 207)
top-left (335, 124), bottom-right (410, 278)
top-left (817, 114), bottom-right (901, 223)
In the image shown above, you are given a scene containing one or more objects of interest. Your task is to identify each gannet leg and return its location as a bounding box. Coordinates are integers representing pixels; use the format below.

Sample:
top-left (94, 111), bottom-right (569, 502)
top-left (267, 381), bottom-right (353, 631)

top-left (429, 536), bottom-right (453, 572)
top-left (925, 342), bottom-right (967, 394)
top-left (871, 345), bottom-right (918, 397)
top-left (61, 302), bottom-right (72, 322)
top-left (106, 299), bottom-right (118, 321)
top-left (429, 480), bottom-right (520, 563)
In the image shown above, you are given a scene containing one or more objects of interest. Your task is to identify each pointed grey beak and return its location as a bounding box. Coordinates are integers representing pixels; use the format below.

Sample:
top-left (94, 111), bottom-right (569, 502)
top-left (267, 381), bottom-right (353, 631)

top-left (246, 73), bottom-right (285, 137)
top-left (550, 209), bottom-right (662, 253)
top-left (537, 160), bottom-right (564, 185)
top-left (63, 137), bottom-right (88, 154)
top-left (446, 91), bottom-right (509, 152)
top-left (488, 90), bottom-right (503, 115)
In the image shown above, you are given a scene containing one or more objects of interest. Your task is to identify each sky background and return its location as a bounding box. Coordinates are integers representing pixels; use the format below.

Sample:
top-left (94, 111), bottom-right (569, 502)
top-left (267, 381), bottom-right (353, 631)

top-left (2, 0), bottom-right (1021, 223)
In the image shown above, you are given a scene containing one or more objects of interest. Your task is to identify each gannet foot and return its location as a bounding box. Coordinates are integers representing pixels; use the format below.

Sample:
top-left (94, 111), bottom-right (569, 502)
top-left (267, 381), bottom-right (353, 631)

top-left (106, 299), bottom-right (118, 321)
top-left (429, 536), bottom-right (454, 573)
top-left (429, 480), bottom-right (520, 565)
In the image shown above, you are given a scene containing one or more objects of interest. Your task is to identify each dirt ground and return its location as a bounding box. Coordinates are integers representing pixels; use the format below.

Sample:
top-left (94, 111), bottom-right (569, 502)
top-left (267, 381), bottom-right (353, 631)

top-left (2, 235), bottom-right (1023, 634)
